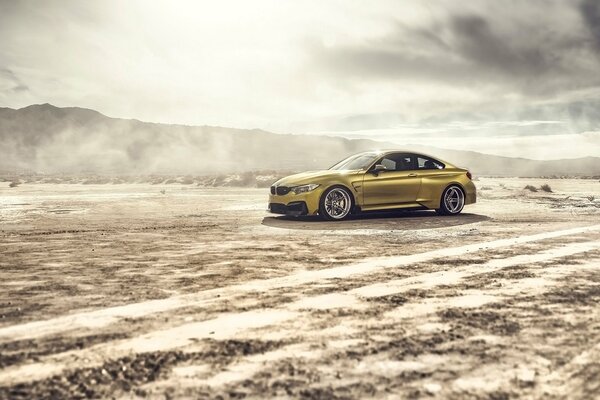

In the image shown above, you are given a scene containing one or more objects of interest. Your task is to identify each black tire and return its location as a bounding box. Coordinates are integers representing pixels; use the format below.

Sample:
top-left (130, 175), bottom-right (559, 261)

top-left (436, 185), bottom-right (465, 216)
top-left (319, 186), bottom-right (354, 220)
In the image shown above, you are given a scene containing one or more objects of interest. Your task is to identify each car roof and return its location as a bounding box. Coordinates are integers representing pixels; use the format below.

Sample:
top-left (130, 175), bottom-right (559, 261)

top-left (354, 150), bottom-right (457, 168)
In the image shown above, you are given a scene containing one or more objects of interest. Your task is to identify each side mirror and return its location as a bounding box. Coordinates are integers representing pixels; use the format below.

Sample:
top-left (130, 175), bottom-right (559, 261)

top-left (371, 164), bottom-right (387, 175)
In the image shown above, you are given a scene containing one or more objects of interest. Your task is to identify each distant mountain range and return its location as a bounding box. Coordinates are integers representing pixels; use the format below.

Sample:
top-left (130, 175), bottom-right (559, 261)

top-left (1, 104), bottom-right (599, 176)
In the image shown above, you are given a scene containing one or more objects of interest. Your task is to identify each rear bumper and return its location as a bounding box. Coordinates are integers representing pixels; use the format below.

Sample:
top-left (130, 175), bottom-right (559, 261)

top-left (465, 181), bottom-right (477, 205)
top-left (268, 201), bottom-right (309, 216)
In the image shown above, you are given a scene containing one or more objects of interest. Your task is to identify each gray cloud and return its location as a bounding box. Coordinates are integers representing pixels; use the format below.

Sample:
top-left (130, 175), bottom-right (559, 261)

top-left (581, 0), bottom-right (600, 50)
top-left (297, 0), bottom-right (600, 139)
top-left (449, 15), bottom-right (555, 77)
top-left (0, 67), bottom-right (30, 93)
top-left (311, 2), bottom-right (600, 98)
top-left (1, 67), bottom-right (18, 82)
top-left (12, 84), bottom-right (29, 92)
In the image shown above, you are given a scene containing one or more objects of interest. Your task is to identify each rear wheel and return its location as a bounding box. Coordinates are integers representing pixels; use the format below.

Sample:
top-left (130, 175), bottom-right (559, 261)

top-left (436, 185), bottom-right (465, 215)
top-left (319, 186), bottom-right (353, 220)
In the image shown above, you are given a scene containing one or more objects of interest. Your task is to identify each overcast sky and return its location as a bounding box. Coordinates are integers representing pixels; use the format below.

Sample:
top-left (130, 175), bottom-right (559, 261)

top-left (1, 0), bottom-right (600, 158)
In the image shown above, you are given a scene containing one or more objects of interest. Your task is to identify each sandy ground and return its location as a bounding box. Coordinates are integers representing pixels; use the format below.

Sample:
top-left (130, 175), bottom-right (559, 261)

top-left (0, 177), bottom-right (599, 399)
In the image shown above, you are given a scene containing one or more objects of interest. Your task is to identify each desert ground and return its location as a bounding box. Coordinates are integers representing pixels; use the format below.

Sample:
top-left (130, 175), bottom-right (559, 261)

top-left (0, 177), bottom-right (599, 399)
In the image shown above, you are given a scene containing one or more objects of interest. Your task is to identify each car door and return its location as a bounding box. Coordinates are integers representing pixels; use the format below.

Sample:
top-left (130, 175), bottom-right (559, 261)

top-left (413, 154), bottom-right (448, 202)
top-left (362, 153), bottom-right (422, 207)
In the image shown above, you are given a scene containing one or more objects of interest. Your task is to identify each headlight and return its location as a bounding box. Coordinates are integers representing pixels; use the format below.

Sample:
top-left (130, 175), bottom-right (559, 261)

top-left (291, 184), bottom-right (319, 194)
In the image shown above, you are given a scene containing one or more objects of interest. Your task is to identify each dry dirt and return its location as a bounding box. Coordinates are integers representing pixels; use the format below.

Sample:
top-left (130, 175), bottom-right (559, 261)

top-left (0, 177), bottom-right (599, 399)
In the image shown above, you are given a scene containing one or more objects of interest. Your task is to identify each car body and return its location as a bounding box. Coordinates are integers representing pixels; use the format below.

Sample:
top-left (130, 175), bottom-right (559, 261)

top-left (268, 150), bottom-right (476, 220)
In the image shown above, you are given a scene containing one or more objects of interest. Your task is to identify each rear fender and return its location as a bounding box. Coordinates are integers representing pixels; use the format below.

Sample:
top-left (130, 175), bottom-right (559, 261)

top-left (418, 175), bottom-right (467, 209)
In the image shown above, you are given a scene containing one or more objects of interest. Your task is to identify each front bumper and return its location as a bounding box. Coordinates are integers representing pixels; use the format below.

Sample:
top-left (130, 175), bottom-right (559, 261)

top-left (268, 201), bottom-right (309, 216)
top-left (268, 187), bottom-right (323, 216)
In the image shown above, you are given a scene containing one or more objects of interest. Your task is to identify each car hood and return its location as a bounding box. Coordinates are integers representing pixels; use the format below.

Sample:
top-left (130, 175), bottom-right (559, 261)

top-left (273, 170), bottom-right (360, 187)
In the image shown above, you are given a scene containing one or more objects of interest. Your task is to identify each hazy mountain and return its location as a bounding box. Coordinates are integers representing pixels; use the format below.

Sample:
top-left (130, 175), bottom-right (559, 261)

top-left (406, 145), bottom-right (600, 177)
top-left (1, 104), bottom-right (598, 176)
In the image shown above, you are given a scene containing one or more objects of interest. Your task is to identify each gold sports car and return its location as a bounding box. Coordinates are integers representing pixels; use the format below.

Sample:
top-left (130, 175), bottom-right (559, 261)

top-left (268, 150), bottom-right (476, 220)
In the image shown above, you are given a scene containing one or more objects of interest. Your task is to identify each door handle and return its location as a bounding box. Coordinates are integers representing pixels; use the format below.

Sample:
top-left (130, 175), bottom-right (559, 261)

top-left (408, 173), bottom-right (418, 177)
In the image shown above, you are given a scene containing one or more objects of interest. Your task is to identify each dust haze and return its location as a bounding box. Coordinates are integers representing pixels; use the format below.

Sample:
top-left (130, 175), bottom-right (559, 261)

top-left (1, 104), bottom-right (600, 179)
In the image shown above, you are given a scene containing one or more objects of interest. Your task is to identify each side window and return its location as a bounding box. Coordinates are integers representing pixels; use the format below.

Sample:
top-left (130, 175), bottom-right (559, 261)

top-left (380, 157), bottom-right (396, 170)
top-left (376, 153), bottom-right (416, 171)
top-left (416, 156), bottom-right (445, 170)
top-left (393, 153), bottom-right (416, 171)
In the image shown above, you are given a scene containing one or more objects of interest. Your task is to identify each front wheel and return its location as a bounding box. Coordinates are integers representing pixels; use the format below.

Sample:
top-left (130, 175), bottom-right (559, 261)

top-left (319, 186), bottom-right (353, 220)
top-left (436, 185), bottom-right (465, 215)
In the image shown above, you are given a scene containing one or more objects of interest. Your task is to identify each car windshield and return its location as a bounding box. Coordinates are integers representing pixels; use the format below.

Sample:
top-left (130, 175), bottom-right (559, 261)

top-left (329, 153), bottom-right (379, 170)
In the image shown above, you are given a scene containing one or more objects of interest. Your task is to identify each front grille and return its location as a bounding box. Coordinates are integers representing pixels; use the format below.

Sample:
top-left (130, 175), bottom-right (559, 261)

top-left (276, 186), bottom-right (290, 196)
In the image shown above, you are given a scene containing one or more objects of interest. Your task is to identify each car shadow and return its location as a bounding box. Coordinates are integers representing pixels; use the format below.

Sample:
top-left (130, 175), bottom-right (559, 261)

top-left (261, 210), bottom-right (490, 231)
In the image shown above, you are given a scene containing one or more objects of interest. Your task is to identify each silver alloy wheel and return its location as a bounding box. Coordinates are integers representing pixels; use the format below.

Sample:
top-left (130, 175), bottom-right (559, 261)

top-left (324, 188), bottom-right (351, 219)
top-left (444, 186), bottom-right (465, 214)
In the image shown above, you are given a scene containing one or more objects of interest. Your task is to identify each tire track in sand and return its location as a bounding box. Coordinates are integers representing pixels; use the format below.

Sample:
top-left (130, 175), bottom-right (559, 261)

top-left (1, 238), bottom-right (598, 386)
top-left (1, 225), bottom-right (598, 342)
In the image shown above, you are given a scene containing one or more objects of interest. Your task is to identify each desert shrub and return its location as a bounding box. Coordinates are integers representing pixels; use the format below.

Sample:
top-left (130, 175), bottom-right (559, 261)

top-left (212, 175), bottom-right (226, 186)
top-left (587, 195), bottom-right (596, 202)
top-left (540, 184), bottom-right (552, 193)
top-left (180, 177), bottom-right (195, 185)
top-left (42, 177), bottom-right (62, 184)
top-left (524, 185), bottom-right (538, 192)
top-left (82, 177), bottom-right (111, 184)
top-left (8, 181), bottom-right (20, 188)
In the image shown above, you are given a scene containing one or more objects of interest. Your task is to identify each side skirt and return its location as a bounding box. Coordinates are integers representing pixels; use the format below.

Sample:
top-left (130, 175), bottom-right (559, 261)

top-left (359, 202), bottom-right (429, 212)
